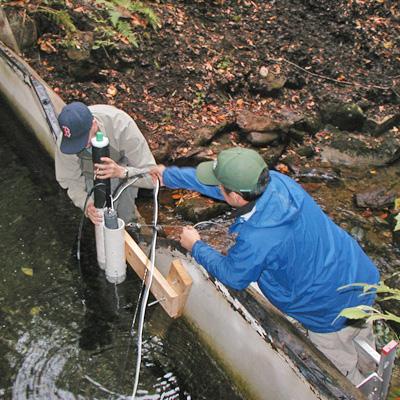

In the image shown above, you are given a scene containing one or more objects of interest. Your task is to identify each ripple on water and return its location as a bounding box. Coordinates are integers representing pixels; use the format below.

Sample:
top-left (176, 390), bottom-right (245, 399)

top-left (12, 324), bottom-right (78, 399)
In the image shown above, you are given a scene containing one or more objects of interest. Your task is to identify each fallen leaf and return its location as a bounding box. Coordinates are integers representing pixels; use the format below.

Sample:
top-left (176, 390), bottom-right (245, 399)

top-left (395, 213), bottom-right (400, 232)
top-left (107, 85), bottom-right (118, 97)
top-left (131, 14), bottom-right (148, 27)
top-left (38, 38), bottom-right (57, 54)
top-left (276, 163), bottom-right (289, 174)
top-left (204, 61), bottom-right (213, 71)
top-left (21, 267), bottom-right (33, 277)
top-left (118, 35), bottom-right (130, 45)
top-left (30, 306), bottom-right (42, 316)
top-left (383, 41), bottom-right (393, 49)
top-left (164, 125), bottom-right (175, 132)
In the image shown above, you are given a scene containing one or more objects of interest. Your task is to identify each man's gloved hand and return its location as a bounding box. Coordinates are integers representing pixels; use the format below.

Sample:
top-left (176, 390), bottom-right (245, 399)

top-left (86, 201), bottom-right (103, 225)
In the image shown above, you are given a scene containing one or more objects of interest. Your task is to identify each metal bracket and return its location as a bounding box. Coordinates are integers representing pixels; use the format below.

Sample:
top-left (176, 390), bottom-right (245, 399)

top-left (0, 41), bottom-right (61, 142)
top-left (355, 339), bottom-right (398, 400)
top-left (30, 76), bottom-right (62, 142)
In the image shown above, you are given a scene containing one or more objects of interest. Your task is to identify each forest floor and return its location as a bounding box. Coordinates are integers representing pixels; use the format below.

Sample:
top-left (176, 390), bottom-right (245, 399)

top-left (21, 0), bottom-right (399, 160)
top-left (3, 0), bottom-right (400, 394)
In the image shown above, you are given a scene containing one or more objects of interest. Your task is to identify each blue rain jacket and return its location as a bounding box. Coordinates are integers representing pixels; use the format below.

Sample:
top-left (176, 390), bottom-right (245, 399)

top-left (164, 167), bottom-right (380, 333)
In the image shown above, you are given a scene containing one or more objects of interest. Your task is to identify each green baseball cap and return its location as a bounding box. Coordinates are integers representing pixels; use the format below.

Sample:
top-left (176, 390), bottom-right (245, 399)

top-left (196, 147), bottom-right (267, 192)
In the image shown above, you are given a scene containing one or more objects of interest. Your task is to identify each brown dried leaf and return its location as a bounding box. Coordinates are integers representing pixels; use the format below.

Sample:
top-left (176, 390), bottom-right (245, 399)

top-left (276, 163), bottom-right (289, 174)
top-left (38, 38), bottom-right (57, 54)
top-left (107, 85), bottom-right (118, 97)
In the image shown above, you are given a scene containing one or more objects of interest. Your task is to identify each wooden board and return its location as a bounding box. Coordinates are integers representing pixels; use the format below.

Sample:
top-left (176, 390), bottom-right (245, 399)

top-left (166, 259), bottom-right (193, 317)
top-left (125, 232), bottom-right (192, 318)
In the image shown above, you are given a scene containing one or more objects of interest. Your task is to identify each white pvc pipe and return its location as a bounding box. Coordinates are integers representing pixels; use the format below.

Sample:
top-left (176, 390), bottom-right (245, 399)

top-left (94, 208), bottom-right (106, 270)
top-left (104, 218), bottom-right (127, 284)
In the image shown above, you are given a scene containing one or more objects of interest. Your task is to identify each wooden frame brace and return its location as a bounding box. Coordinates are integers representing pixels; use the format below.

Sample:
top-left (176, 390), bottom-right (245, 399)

top-left (125, 232), bottom-right (192, 318)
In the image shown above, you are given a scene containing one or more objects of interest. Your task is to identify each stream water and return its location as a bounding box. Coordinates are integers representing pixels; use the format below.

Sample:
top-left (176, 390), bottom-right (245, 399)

top-left (0, 97), bottom-right (244, 399)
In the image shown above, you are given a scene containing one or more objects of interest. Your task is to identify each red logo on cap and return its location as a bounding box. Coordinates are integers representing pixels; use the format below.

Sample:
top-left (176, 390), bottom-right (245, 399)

top-left (62, 126), bottom-right (71, 138)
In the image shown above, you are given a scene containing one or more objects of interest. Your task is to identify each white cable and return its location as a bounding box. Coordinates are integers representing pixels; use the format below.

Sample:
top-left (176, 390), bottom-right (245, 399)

top-left (111, 175), bottom-right (144, 210)
top-left (193, 220), bottom-right (225, 229)
top-left (130, 179), bottom-right (160, 400)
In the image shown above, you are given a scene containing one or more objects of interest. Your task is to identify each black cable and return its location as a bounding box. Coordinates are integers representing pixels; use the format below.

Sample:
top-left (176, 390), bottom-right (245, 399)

top-left (74, 183), bottom-right (107, 307)
top-left (76, 182), bottom-right (107, 261)
top-left (112, 172), bottom-right (147, 199)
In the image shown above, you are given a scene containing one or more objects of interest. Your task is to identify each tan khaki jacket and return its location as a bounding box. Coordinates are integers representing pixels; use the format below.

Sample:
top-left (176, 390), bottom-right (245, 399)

top-left (55, 105), bottom-right (156, 210)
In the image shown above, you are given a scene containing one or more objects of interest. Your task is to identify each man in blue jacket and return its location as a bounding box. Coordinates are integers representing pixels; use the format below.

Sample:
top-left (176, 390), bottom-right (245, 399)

top-left (151, 147), bottom-right (380, 385)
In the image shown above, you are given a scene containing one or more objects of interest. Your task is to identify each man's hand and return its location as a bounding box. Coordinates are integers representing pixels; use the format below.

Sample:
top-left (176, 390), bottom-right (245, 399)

top-left (149, 164), bottom-right (166, 186)
top-left (180, 226), bottom-right (201, 252)
top-left (86, 202), bottom-right (103, 225)
top-left (94, 157), bottom-right (125, 179)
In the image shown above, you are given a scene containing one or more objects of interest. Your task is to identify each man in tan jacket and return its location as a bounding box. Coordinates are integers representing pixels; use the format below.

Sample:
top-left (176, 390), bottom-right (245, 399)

top-left (55, 102), bottom-right (155, 225)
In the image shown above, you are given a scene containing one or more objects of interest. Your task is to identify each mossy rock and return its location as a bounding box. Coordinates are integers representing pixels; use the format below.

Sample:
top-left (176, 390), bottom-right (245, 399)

top-left (320, 101), bottom-right (366, 132)
top-left (176, 197), bottom-right (230, 223)
top-left (293, 116), bottom-right (322, 135)
top-left (288, 128), bottom-right (306, 143)
top-left (329, 131), bottom-right (400, 160)
top-left (297, 146), bottom-right (315, 158)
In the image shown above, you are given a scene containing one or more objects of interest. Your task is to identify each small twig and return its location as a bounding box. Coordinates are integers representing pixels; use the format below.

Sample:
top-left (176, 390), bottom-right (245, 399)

top-left (102, 45), bottom-right (111, 61)
top-left (392, 87), bottom-right (400, 98)
top-left (270, 57), bottom-right (396, 93)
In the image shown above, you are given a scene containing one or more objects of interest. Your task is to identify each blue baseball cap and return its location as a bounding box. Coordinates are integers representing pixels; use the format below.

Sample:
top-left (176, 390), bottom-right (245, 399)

top-left (58, 102), bottom-right (93, 154)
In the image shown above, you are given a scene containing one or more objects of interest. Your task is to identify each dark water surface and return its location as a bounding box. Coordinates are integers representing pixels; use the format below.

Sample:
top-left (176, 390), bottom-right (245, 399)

top-left (0, 97), bottom-right (244, 400)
